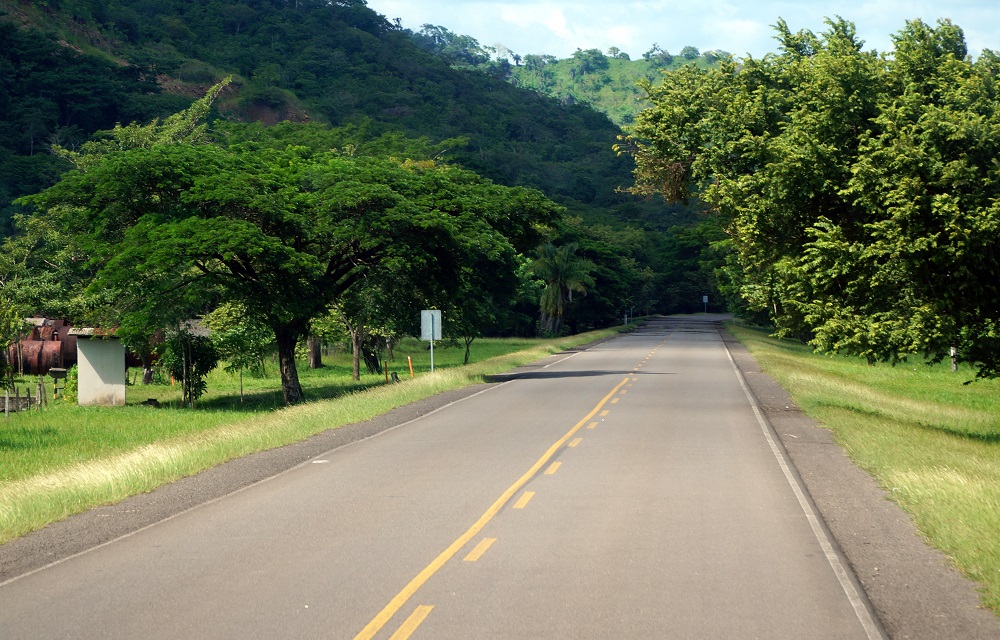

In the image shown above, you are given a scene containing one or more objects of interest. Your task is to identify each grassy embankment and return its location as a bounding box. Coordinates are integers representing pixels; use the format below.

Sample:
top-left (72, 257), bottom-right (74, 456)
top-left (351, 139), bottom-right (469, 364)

top-left (0, 329), bottom-right (625, 545)
top-left (728, 323), bottom-right (1000, 616)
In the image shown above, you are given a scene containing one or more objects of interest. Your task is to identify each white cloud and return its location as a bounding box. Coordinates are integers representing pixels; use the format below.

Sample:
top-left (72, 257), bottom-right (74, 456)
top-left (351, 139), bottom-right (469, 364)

top-left (708, 19), bottom-right (771, 56)
top-left (365, 0), bottom-right (1000, 60)
top-left (498, 4), bottom-right (571, 41)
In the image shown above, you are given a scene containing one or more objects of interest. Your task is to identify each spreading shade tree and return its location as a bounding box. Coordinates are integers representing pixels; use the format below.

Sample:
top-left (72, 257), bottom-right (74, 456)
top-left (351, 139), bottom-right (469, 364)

top-left (619, 17), bottom-right (1000, 378)
top-left (17, 100), bottom-right (561, 404)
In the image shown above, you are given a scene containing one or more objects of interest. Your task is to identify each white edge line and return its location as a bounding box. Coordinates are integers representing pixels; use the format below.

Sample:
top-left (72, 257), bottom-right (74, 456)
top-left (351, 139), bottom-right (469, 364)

top-left (542, 351), bottom-right (581, 369)
top-left (721, 339), bottom-right (886, 640)
top-left (0, 381), bottom-right (511, 589)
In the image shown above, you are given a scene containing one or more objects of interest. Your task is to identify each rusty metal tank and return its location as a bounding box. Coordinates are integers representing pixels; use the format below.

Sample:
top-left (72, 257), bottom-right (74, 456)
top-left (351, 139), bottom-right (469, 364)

top-left (6, 341), bottom-right (63, 376)
top-left (4, 318), bottom-right (78, 377)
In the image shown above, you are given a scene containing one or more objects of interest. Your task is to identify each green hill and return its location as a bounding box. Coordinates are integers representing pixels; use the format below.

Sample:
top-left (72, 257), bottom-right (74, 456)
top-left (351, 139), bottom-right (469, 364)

top-left (510, 46), bottom-right (730, 127)
top-left (406, 24), bottom-right (728, 128)
top-left (0, 0), bottom-right (721, 323)
top-left (0, 0), bottom-right (652, 221)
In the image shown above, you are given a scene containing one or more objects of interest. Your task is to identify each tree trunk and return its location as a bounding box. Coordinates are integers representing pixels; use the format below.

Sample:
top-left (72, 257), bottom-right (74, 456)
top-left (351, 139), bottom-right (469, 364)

top-left (307, 334), bottom-right (323, 369)
top-left (361, 334), bottom-right (382, 374)
top-left (275, 326), bottom-right (304, 405)
top-left (141, 352), bottom-right (154, 385)
top-left (350, 327), bottom-right (364, 381)
top-left (463, 335), bottom-right (475, 365)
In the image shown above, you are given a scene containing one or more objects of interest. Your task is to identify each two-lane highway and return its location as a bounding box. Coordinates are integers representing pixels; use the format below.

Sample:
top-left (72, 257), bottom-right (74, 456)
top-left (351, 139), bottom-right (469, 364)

top-left (0, 316), bottom-right (884, 638)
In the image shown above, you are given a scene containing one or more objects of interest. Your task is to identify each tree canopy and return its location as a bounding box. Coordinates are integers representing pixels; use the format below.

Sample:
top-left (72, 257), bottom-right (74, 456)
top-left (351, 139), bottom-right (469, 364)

top-left (19, 110), bottom-right (561, 403)
top-left (620, 17), bottom-right (1000, 378)
top-left (1, 0), bottom-right (725, 336)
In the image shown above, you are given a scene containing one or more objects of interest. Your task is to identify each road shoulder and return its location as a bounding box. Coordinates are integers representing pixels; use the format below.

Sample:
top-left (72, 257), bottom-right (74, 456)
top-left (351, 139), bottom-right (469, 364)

top-left (720, 328), bottom-right (1000, 640)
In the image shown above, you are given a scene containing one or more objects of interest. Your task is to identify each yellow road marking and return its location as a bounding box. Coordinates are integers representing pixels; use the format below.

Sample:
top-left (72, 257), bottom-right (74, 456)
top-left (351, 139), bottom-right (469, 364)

top-left (600, 410), bottom-right (610, 417)
top-left (352, 376), bottom-right (630, 640)
top-left (620, 389), bottom-right (628, 395)
top-left (611, 398), bottom-right (619, 404)
top-left (388, 605), bottom-right (433, 640)
top-left (464, 538), bottom-right (497, 562)
top-left (568, 438), bottom-right (583, 447)
top-left (513, 491), bottom-right (535, 509)
top-left (587, 422), bottom-right (599, 429)
top-left (545, 462), bottom-right (561, 475)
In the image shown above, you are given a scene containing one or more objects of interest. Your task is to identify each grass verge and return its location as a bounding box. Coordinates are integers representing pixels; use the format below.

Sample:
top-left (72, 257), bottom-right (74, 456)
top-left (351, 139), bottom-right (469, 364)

top-left (0, 329), bottom-right (625, 545)
top-left (727, 323), bottom-right (1000, 615)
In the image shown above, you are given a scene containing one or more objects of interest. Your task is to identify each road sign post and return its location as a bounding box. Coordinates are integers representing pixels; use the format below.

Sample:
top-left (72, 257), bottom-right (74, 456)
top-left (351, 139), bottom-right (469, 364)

top-left (420, 310), bottom-right (442, 372)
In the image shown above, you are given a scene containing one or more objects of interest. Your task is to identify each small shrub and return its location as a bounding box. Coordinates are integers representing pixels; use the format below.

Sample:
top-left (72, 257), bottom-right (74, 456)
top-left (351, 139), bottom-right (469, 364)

top-left (62, 365), bottom-right (78, 404)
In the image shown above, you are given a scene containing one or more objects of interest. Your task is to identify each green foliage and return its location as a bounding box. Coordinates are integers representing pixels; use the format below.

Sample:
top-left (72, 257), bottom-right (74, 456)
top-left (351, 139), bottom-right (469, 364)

top-left (55, 77), bottom-right (231, 168)
top-left (509, 42), bottom-right (729, 127)
top-left (0, 80), bottom-right (231, 332)
top-left (0, 287), bottom-right (29, 391)
top-left (157, 330), bottom-right (219, 406)
top-left (622, 17), bottom-right (1000, 377)
top-left (0, 18), bottom-right (180, 237)
top-left (62, 364), bottom-right (78, 403)
top-left (203, 302), bottom-right (272, 378)
top-left (532, 243), bottom-right (596, 336)
top-left (1, 0), bottom-right (725, 342)
top-left (411, 24), bottom-right (492, 68)
top-left (18, 107), bottom-right (561, 404)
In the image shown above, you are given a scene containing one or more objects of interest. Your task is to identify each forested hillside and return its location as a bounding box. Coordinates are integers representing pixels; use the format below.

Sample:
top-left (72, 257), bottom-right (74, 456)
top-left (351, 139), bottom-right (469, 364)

top-left (409, 24), bottom-right (728, 127)
top-left (0, 0), bottom-right (720, 331)
top-left (0, 0), bottom-right (687, 222)
top-left (509, 46), bottom-right (729, 127)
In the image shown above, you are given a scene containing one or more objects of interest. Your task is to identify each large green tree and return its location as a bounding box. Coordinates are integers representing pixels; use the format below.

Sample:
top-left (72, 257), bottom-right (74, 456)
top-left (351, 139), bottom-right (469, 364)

top-left (19, 141), bottom-right (559, 404)
top-left (620, 17), bottom-right (1000, 376)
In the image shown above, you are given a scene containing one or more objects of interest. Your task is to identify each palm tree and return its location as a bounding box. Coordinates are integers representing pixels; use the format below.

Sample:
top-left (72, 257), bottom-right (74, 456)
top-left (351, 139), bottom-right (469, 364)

top-left (532, 243), bottom-right (595, 335)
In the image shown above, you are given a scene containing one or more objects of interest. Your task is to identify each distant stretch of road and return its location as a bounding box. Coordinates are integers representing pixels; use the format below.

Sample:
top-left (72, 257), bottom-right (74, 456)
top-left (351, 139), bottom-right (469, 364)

top-left (1, 316), bottom-right (886, 639)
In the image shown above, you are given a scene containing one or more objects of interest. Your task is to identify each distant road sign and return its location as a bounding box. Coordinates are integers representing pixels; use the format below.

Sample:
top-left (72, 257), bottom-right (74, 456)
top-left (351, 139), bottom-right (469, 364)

top-left (420, 310), bottom-right (442, 341)
top-left (420, 310), bottom-right (442, 373)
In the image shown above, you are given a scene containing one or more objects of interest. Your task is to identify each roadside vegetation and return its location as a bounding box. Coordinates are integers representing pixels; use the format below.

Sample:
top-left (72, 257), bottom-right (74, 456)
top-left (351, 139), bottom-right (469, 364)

top-left (622, 18), bottom-right (1000, 381)
top-left (0, 329), bottom-right (624, 545)
top-left (728, 323), bottom-right (1000, 615)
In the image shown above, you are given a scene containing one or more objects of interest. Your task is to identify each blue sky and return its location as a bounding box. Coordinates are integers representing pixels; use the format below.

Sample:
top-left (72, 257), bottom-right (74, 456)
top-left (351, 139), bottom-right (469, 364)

top-left (365, 0), bottom-right (1000, 60)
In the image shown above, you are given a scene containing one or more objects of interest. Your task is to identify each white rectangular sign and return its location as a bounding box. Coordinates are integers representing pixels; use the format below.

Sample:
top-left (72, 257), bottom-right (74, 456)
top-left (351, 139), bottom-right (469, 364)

top-left (420, 309), bottom-right (442, 341)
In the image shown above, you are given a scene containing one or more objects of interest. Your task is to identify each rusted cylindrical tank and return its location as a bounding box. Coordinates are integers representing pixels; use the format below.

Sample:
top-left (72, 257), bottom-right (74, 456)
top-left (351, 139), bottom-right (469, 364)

top-left (54, 325), bottom-right (78, 368)
top-left (8, 341), bottom-right (65, 376)
top-left (4, 319), bottom-right (79, 376)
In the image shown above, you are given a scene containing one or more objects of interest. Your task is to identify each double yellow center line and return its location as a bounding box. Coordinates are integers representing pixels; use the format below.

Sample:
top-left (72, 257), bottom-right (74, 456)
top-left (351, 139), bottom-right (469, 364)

top-left (352, 375), bottom-right (632, 640)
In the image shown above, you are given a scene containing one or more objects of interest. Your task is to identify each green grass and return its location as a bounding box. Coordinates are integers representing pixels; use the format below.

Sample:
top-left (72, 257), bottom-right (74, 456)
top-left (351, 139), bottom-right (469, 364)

top-left (727, 323), bottom-right (1000, 615)
top-left (0, 330), bottom-right (625, 545)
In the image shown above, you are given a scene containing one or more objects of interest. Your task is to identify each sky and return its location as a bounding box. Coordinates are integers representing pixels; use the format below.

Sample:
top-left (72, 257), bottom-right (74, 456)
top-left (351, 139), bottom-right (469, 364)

top-left (364, 0), bottom-right (1000, 61)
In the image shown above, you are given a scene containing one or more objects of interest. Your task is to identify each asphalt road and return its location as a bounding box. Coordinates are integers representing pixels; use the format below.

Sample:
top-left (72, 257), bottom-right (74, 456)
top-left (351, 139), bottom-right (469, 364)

top-left (1, 316), bottom-right (998, 639)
